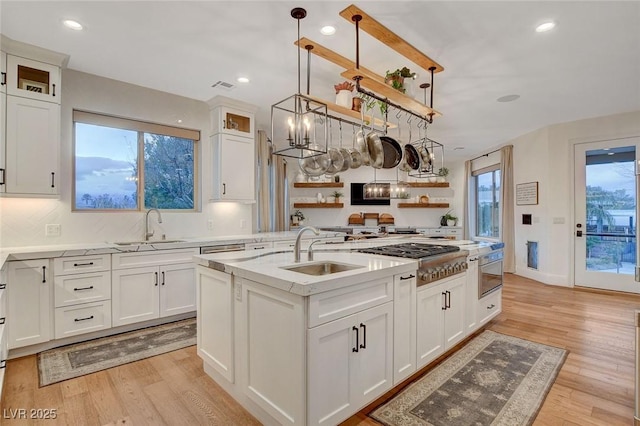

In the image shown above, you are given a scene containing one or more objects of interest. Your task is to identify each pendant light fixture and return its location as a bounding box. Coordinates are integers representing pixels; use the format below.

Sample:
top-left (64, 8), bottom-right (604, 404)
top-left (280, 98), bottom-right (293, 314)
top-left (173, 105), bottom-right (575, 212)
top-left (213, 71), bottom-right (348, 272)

top-left (271, 7), bottom-right (328, 159)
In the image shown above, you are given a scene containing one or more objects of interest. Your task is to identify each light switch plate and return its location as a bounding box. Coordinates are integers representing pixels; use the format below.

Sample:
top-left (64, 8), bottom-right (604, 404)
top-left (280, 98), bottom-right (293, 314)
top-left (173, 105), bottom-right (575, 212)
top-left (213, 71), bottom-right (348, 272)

top-left (45, 224), bottom-right (61, 237)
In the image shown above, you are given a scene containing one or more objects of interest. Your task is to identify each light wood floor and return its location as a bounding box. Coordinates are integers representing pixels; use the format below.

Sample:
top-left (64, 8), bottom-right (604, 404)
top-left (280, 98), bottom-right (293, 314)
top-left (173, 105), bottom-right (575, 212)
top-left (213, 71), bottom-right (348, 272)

top-left (2, 274), bottom-right (639, 425)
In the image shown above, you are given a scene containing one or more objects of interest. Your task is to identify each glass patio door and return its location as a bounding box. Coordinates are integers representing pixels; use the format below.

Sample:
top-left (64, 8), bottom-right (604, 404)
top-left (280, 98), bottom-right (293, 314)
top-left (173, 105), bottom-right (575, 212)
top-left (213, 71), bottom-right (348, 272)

top-left (574, 137), bottom-right (640, 293)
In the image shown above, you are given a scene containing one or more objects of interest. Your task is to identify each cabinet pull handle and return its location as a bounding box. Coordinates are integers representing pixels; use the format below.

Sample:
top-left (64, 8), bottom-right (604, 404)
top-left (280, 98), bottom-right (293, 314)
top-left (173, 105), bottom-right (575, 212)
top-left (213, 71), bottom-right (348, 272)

top-left (161, 271), bottom-right (165, 286)
top-left (52, 83), bottom-right (56, 97)
top-left (400, 274), bottom-right (415, 280)
top-left (0, 168), bottom-right (5, 185)
top-left (222, 183), bottom-right (226, 195)
top-left (0, 284), bottom-right (5, 290)
top-left (487, 304), bottom-right (495, 310)
top-left (73, 262), bottom-right (94, 267)
top-left (0, 72), bottom-right (6, 86)
top-left (74, 315), bottom-right (94, 322)
top-left (154, 272), bottom-right (158, 286)
top-left (446, 290), bottom-right (451, 309)
top-left (42, 266), bottom-right (47, 283)
top-left (442, 292), bottom-right (447, 310)
top-left (222, 119), bottom-right (226, 129)
top-left (0, 318), bottom-right (5, 325)
top-left (73, 286), bottom-right (94, 291)
top-left (0, 360), bottom-right (6, 369)
top-left (51, 172), bottom-right (55, 188)
top-left (352, 326), bottom-right (359, 353)
top-left (359, 323), bottom-right (366, 349)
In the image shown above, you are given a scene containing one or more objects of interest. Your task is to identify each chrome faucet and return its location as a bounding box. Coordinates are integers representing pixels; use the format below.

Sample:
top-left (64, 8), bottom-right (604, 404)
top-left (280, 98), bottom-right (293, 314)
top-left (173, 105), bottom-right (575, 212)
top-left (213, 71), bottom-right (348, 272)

top-left (145, 208), bottom-right (163, 241)
top-left (307, 239), bottom-right (321, 261)
top-left (294, 226), bottom-right (320, 263)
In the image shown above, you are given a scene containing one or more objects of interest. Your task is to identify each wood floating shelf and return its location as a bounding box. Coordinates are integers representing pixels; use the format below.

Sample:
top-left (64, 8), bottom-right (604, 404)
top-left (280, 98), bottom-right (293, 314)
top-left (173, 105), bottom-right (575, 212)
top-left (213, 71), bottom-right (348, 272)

top-left (339, 4), bottom-right (444, 73)
top-left (397, 203), bottom-right (450, 208)
top-left (407, 182), bottom-right (450, 188)
top-left (293, 203), bottom-right (344, 208)
top-left (341, 68), bottom-right (441, 118)
top-left (304, 94), bottom-right (394, 128)
top-left (293, 182), bottom-right (344, 188)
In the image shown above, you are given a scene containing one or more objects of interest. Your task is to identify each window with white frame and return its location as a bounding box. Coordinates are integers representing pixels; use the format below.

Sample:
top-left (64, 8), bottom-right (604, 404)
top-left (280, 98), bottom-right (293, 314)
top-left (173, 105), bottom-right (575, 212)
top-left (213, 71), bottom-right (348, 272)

top-left (474, 166), bottom-right (501, 238)
top-left (73, 111), bottom-right (200, 211)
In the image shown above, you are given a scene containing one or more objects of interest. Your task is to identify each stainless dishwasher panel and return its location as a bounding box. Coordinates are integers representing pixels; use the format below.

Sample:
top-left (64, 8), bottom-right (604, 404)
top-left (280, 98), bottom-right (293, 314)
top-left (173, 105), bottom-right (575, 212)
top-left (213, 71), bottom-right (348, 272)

top-left (200, 243), bottom-right (245, 254)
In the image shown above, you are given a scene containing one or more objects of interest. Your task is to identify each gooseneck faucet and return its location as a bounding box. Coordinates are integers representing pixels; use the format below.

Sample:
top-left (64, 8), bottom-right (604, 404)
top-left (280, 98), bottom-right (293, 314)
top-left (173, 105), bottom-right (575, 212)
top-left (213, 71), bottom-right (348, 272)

top-left (294, 226), bottom-right (320, 263)
top-left (145, 208), bottom-right (163, 241)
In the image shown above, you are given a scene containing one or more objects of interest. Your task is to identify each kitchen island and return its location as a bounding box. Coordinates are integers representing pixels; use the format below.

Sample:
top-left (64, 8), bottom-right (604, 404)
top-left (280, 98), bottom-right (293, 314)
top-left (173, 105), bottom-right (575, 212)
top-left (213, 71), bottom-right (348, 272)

top-left (193, 237), bottom-right (501, 426)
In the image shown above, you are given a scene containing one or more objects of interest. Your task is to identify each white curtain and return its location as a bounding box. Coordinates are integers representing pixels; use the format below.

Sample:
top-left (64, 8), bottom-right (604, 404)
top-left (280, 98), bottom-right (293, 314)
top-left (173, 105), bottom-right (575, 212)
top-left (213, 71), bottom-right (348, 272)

top-left (463, 160), bottom-right (472, 240)
top-left (499, 145), bottom-right (515, 273)
top-left (256, 130), bottom-right (289, 232)
top-left (256, 130), bottom-right (271, 232)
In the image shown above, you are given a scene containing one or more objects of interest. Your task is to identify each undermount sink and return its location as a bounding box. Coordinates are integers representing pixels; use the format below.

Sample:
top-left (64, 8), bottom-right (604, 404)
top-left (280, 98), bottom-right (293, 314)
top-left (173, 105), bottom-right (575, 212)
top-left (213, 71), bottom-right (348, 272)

top-left (281, 261), bottom-right (363, 276)
top-left (113, 239), bottom-right (185, 246)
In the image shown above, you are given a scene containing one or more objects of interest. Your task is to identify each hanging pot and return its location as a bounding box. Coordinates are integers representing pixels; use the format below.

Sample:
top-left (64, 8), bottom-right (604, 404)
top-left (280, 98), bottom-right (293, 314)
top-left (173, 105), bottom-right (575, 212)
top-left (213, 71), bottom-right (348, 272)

top-left (324, 147), bottom-right (344, 175)
top-left (404, 144), bottom-right (420, 170)
top-left (337, 122), bottom-right (351, 172)
top-left (355, 129), bottom-right (370, 166)
top-left (380, 136), bottom-right (402, 169)
top-left (299, 144), bottom-right (330, 176)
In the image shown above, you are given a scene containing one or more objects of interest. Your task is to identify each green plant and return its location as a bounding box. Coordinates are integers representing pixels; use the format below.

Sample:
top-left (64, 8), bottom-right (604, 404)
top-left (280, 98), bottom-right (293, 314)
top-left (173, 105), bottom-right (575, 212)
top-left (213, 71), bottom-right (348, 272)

top-left (331, 190), bottom-right (343, 201)
top-left (398, 192), bottom-right (411, 199)
top-left (384, 67), bottom-right (416, 93)
top-left (440, 210), bottom-right (458, 226)
top-left (292, 209), bottom-right (305, 221)
top-left (438, 167), bottom-right (449, 177)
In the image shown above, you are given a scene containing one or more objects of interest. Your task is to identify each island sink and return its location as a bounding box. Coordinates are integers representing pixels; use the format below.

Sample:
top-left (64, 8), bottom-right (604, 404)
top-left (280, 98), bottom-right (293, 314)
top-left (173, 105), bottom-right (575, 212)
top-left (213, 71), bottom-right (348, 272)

top-left (281, 261), bottom-right (363, 276)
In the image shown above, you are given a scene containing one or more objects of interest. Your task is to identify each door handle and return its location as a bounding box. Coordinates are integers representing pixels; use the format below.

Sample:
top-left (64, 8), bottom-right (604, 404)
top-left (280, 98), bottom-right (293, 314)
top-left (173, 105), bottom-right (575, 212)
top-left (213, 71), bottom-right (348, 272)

top-left (52, 83), bottom-right (56, 97)
top-left (399, 274), bottom-right (415, 280)
top-left (0, 168), bottom-right (5, 185)
top-left (42, 266), bottom-right (47, 283)
top-left (446, 290), bottom-right (451, 308)
top-left (222, 183), bottom-right (226, 195)
top-left (161, 271), bottom-right (165, 285)
top-left (154, 272), bottom-right (158, 286)
top-left (1, 72), bottom-right (6, 86)
top-left (359, 323), bottom-right (366, 349)
top-left (352, 326), bottom-right (359, 353)
top-left (442, 292), bottom-right (447, 310)
top-left (51, 172), bottom-right (55, 188)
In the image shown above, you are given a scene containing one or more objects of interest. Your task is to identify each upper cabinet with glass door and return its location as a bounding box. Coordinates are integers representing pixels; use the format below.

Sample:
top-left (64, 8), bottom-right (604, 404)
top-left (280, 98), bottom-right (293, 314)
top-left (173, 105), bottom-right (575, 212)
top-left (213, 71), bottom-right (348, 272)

top-left (208, 96), bottom-right (256, 138)
top-left (6, 55), bottom-right (61, 104)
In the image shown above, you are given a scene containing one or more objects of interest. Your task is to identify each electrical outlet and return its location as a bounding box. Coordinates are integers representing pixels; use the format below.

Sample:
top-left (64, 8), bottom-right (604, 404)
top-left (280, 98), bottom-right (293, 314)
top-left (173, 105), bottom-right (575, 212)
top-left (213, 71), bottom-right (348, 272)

top-left (240, 219), bottom-right (246, 229)
top-left (45, 224), bottom-right (61, 237)
top-left (207, 219), bottom-right (214, 230)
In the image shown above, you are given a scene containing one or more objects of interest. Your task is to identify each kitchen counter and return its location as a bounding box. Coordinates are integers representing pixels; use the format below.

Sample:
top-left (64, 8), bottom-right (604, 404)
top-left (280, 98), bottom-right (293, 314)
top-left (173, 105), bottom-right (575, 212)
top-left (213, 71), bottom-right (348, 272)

top-left (0, 230), bottom-right (346, 267)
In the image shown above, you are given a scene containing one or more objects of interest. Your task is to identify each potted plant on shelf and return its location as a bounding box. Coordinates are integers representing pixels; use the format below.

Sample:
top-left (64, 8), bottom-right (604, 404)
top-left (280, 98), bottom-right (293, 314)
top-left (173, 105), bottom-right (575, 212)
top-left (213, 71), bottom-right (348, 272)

top-left (440, 210), bottom-right (458, 227)
top-left (437, 167), bottom-right (449, 183)
top-left (334, 81), bottom-right (354, 108)
top-left (331, 190), bottom-right (344, 203)
top-left (384, 67), bottom-right (416, 93)
top-left (291, 209), bottom-right (305, 226)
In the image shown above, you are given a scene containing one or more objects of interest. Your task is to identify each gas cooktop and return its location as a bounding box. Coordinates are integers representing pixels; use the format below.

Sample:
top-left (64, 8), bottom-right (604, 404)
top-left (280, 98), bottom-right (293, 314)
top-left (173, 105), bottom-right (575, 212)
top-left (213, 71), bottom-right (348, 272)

top-left (357, 243), bottom-right (460, 259)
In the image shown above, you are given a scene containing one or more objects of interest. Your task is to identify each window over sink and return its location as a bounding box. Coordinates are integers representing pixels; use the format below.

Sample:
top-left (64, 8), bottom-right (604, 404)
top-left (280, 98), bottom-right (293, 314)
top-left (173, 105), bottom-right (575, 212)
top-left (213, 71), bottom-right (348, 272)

top-left (72, 110), bottom-right (200, 211)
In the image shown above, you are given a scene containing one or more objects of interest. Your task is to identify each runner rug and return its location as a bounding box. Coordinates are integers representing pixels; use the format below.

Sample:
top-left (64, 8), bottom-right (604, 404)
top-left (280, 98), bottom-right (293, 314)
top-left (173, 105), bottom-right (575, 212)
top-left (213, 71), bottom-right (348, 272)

top-left (38, 318), bottom-right (196, 387)
top-left (371, 330), bottom-right (567, 426)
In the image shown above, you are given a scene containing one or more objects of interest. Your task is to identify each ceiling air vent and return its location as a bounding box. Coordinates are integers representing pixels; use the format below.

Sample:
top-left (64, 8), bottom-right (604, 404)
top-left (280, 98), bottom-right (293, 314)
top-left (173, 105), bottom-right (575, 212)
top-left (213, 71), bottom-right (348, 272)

top-left (211, 80), bottom-right (235, 91)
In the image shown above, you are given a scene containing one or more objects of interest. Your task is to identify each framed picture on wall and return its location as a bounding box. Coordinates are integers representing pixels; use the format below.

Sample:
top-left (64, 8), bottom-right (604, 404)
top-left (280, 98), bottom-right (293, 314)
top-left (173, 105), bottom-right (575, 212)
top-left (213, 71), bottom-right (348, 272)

top-left (516, 181), bottom-right (538, 205)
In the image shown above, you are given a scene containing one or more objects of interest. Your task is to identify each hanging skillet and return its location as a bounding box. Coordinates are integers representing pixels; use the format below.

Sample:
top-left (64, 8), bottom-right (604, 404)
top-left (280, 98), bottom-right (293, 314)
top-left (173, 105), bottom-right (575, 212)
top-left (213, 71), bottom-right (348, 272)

top-left (366, 105), bottom-right (384, 169)
top-left (337, 121), bottom-right (351, 172)
top-left (380, 136), bottom-right (402, 168)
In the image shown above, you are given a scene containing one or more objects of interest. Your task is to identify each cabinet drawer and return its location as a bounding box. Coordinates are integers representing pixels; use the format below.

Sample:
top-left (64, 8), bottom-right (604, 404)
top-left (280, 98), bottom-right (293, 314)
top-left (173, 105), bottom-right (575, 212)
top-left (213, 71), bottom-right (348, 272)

top-left (245, 242), bottom-right (273, 250)
top-left (54, 301), bottom-right (112, 339)
top-left (112, 248), bottom-right (199, 269)
top-left (54, 254), bottom-right (111, 275)
top-left (308, 277), bottom-right (393, 328)
top-left (477, 289), bottom-right (502, 326)
top-left (446, 229), bottom-right (462, 236)
top-left (0, 322), bottom-right (7, 366)
top-left (431, 229), bottom-right (445, 235)
top-left (54, 271), bottom-right (110, 308)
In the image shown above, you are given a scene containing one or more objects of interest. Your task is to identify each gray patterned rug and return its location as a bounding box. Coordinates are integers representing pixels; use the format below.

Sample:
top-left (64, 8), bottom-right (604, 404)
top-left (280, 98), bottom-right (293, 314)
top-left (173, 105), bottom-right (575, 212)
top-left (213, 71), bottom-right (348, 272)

top-left (38, 318), bottom-right (196, 386)
top-left (371, 330), bottom-right (566, 426)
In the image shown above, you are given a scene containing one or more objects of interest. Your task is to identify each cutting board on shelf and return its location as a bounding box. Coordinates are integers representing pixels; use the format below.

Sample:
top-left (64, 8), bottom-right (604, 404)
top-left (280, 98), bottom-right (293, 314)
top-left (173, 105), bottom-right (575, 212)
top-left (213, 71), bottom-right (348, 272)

top-left (378, 213), bottom-right (395, 225)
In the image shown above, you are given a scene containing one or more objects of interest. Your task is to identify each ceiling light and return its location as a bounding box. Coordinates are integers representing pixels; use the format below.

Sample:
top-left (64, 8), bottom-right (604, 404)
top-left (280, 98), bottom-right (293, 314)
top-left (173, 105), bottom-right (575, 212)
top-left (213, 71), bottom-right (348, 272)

top-left (63, 19), bottom-right (83, 31)
top-left (177, 119), bottom-right (183, 124)
top-left (535, 21), bottom-right (556, 33)
top-left (236, 77), bottom-right (250, 84)
top-left (497, 94), bottom-right (520, 103)
top-left (320, 25), bottom-right (336, 36)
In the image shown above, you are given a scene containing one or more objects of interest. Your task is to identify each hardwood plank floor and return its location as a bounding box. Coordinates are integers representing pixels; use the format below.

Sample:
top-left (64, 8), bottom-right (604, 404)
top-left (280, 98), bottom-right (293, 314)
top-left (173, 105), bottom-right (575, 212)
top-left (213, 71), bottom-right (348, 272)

top-left (2, 273), bottom-right (639, 425)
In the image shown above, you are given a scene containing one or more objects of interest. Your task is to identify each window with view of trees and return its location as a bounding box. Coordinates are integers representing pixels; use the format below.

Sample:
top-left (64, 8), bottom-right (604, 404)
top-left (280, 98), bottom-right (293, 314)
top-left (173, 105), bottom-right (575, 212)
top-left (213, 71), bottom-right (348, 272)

top-left (73, 111), bottom-right (199, 211)
top-left (474, 167), bottom-right (501, 238)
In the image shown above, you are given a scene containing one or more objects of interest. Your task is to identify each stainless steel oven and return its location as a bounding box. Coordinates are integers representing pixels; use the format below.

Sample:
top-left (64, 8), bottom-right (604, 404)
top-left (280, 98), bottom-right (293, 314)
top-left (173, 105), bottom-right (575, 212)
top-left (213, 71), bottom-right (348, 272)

top-left (478, 249), bottom-right (503, 298)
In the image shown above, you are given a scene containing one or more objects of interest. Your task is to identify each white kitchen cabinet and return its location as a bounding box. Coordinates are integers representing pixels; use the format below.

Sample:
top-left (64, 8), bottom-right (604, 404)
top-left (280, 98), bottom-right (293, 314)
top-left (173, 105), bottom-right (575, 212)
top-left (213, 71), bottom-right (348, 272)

top-left (196, 266), bottom-right (234, 382)
top-left (0, 51), bottom-right (6, 94)
top-left (5, 95), bottom-right (60, 195)
top-left (210, 133), bottom-right (255, 202)
top-left (393, 272), bottom-right (416, 384)
top-left (237, 277), bottom-right (305, 426)
top-left (112, 249), bottom-right (198, 327)
top-left (308, 301), bottom-right (393, 425)
top-left (7, 259), bottom-right (52, 349)
top-left (6, 55), bottom-right (61, 104)
top-left (0, 91), bottom-right (5, 191)
top-left (273, 236), bottom-right (345, 252)
top-left (416, 274), bottom-right (466, 369)
top-left (54, 300), bottom-right (112, 339)
top-left (465, 256), bottom-right (479, 333)
top-left (245, 241), bottom-right (272, 250)
top-left (477, 288), bottom-right (502, 327)
top-left (0, 269), bottom-right (7, 400)
top-left (210, 104), bottom-right (255, 137)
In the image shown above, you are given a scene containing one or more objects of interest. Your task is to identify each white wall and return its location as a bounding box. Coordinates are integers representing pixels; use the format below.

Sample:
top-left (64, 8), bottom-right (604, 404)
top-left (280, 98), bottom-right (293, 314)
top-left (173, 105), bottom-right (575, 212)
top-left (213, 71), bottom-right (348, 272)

top-left (0, 69), bottom-right (253, 247)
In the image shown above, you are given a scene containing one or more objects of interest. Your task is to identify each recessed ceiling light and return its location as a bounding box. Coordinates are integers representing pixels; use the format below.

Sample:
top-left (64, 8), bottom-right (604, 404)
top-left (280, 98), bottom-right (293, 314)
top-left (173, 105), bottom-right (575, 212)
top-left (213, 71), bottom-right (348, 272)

top-left (177, 119), bottom-right (183, 124)
top-left (453, 147), bottom-right (465, 151)
top-left (320, 25), bottom-right (336, 36)
top-left (497, 94), bottom-right (520, 103)
top-left (535, 21), bottom-right (556, 33)
top-left (237, 77), bottom-right (250, 84)
top-left (63, 19), bottom-right (83, 31)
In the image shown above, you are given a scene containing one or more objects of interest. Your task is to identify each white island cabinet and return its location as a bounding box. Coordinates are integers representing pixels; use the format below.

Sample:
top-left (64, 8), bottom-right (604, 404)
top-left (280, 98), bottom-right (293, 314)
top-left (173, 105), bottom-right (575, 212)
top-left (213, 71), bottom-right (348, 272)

top-left (195, 249), bottom-right (416, 426)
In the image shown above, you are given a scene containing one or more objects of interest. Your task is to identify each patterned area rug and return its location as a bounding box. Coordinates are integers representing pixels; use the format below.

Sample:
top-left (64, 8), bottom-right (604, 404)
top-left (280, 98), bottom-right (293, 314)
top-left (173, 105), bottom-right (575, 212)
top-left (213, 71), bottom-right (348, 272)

top-left (371, 330), bottom-right (566, 426)
top-left (38, 318), bottom-right (196, 387)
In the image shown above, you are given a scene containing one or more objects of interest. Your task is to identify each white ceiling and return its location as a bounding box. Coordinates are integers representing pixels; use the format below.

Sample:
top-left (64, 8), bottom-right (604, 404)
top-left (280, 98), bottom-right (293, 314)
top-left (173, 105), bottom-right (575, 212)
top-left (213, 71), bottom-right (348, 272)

top-left (2, 1), bottom-right (639, 161)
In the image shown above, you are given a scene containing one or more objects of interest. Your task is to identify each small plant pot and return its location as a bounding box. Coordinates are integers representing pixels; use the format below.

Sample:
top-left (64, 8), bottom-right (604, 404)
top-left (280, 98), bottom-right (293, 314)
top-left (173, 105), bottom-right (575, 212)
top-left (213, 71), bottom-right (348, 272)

top-left (447, 219), bottom-right (456, 227)
top-left (352, 97), bottom-right (362, 112)
top-left (336, 90), bottom-right (352, 108)
top-left (437, 176), bottom-right (446, 183)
